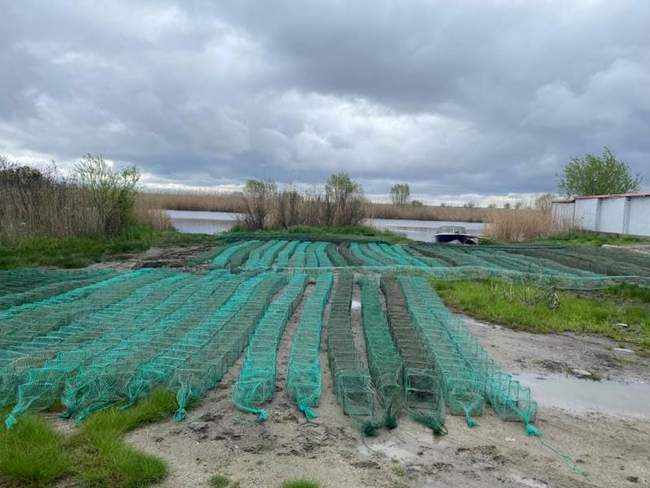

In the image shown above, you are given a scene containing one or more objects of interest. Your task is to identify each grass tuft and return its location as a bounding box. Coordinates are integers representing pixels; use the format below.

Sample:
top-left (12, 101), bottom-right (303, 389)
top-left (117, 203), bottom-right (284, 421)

top-left (71, 388), bottom-right (177, 487)
top-left (209, 473), bottom-right (234, 487)
top-left (280, 480), bottom-right (320, 488)
top-left (0, 414), bottom-right (72, 486)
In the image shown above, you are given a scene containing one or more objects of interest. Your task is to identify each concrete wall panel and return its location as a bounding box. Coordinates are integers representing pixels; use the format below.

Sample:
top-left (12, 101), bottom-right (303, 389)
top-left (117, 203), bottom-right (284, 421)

top-left (599, 198), bottom-right (626, 233)
top-left (628, 198), bottom-right (650, 236)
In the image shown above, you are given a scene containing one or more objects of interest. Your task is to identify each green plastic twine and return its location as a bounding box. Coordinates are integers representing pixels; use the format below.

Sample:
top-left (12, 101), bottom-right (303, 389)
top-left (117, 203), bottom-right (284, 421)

top-left (538, 437), bottom-right (589, 477)
top-left (298, 401), bottom-right (319, 419)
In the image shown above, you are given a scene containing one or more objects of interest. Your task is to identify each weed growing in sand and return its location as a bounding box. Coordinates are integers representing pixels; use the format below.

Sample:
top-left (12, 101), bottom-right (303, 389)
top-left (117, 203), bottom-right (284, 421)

top-left (280, 479), bottom-right (320, 488)
top-left (210, 473), bottom-right (241, 487)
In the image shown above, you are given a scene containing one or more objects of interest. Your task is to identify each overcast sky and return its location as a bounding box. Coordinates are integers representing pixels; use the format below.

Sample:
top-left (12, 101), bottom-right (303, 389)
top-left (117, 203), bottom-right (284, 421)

top-left (2, 1), bottom-right (649, 204)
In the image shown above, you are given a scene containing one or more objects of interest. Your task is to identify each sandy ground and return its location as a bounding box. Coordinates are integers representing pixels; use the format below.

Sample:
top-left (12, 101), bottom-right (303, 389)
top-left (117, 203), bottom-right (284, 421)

top-left (125, 313), bottom-right (650, 488)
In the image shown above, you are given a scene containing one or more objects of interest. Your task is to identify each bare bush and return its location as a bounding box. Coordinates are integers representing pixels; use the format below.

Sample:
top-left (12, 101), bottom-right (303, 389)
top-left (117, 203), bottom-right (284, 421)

top-left (241, 179), bottom-right (277, 230)
top-left (1, 154), bottom-right (145, 242)
top-left (324, 173), bottom-right (365, 227)
top-left (74, 154), bottom-right (140, 237)
top-left (235, 173), bottom-right (365, 230)
top-left (0, 157), bottom-right (101, 241)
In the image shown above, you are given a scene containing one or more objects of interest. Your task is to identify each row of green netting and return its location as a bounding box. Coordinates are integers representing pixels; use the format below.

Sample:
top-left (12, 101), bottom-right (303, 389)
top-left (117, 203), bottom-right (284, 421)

top-left (172, 272), bottom-right (288, 420)
top-left (413, 243), bottom-right (650, 279)
top-left (397, 275), bottom-right (539, 435)
top-left (210, 238), bottom-right (649, 289)
top-left (211, 239), bottom-right (426, 270)
top-left (0, 269), bottom-right (300, 427)
top-left (357, 276), bottom-right (402, 428)
top-left (0, 268), bottom-right (117, 309)
top-left (286, 273), bottom-right (333, 418)
top-left (2, 269), bottom-right (189, 425)
top-left (232, 273), bottom-right (308, 420)
top-left (380, 277), bottom-right (446, 433)
top-left (327, 272), bottom-right (379, 434)
top-left (8, 251), bottom-right (644, 436)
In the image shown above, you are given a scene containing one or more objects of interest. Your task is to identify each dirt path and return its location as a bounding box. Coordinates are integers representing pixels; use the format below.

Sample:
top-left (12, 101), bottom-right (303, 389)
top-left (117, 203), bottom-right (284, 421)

top-left (125, 312), bottom-right (650, 488)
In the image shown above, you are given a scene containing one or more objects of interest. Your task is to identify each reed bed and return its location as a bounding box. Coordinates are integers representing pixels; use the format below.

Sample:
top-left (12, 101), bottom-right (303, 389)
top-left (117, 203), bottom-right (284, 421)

top-left (484, 210), bottom-right (555, 241)
top-left (140, 190), bottom-right (543, 224)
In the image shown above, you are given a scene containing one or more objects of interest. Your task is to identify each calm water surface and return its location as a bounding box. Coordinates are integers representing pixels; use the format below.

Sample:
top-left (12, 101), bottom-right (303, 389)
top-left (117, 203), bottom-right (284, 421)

top-left (516, 373), bottom-right (650, 418)
top-left (165, 210), bottom-right (485, 241)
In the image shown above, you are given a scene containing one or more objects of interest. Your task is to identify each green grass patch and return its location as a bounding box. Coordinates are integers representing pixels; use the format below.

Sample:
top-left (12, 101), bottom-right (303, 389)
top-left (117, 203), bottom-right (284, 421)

top-left (0, 413), bottom-right (72, 486)
top-left (1, 388), bottom-right (178, 487)
top-left (71, 388), bottom-right (176, 487)
top-left (225, 224), bottom-right (409, 244)
top-left (280, 480), bottom-right (320, 488)
top-left (534, 230), bottom-right (644, 246)
top-left (210, 473), bottom-right (240, 487)
top-left (433, 279), bottom-right (650, 351)
top-left (0, 225), bottom-right (216, 269)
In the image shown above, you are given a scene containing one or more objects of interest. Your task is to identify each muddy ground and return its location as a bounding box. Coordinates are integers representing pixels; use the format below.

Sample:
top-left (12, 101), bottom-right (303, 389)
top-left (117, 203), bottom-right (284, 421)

top-left (85, 246), bottom-right (650, 487)
top-left (125, 314), bottom-right (650, 488)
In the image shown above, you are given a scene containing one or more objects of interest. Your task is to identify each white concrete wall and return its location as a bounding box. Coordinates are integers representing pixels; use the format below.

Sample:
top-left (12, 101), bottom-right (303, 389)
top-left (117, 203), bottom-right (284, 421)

top-left (628, 198), bottom-right (650, 236)
top-left (598, 198), bottom-right (626, 233)
top-left (552, 196), bottom-right (650, 237)
top-left (574, 199), bottom-right (599, 230)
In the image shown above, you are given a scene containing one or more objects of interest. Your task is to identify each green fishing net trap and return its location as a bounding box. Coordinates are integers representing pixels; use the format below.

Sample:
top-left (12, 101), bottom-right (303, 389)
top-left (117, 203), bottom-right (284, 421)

top-left (2, 236), bottom-right (647, 440)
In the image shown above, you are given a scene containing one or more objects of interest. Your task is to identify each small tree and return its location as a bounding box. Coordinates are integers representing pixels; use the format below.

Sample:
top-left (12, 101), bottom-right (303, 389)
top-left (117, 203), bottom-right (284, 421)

top-left (324, 173), bottom-right (364, 226)
top-left (390, 183), bottom-right (410, 205)
top-left (559, 147), bottom-right (642, 197)
top-left (74, 154), bottom-right (140, 237)
top-left (242, 179), bottom-right (276, 230)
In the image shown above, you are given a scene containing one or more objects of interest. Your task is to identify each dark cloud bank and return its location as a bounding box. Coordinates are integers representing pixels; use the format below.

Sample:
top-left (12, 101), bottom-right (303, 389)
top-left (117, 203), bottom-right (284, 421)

top-left (1, 0), bottom-right (649, 201)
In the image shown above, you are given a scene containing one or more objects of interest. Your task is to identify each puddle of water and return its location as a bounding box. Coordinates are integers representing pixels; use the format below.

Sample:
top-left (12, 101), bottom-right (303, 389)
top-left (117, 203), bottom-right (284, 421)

top-left (515, 373), bottom-right (650, 418)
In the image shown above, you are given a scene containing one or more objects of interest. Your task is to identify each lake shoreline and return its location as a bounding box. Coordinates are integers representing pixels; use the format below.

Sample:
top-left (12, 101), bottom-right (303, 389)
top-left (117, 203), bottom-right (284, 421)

top-left (165, 209), bottom-right (486, 240)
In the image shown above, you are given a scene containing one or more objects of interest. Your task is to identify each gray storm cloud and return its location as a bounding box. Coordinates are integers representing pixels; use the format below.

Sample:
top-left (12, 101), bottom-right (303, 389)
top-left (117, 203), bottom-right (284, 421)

top-left (1, 0), bottom-right (648, 198)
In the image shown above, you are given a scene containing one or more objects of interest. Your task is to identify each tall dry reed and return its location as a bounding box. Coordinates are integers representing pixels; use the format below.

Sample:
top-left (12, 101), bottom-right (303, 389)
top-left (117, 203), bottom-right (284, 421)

top-left (0, 158), bottom-right (103, 242)
top-left (1, 155), bottom-right (169, 242)
top-left (143, 189), bottom-right (542, 224)
top-left (484, 210), bottom-right (555, 241)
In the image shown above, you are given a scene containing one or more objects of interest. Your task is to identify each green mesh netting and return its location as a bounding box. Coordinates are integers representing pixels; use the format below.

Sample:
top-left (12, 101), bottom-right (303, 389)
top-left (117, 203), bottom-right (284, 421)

top-left (0, 269), bottom-right (117, 310)
top-left (326, 243), bottom-right (347, 267)
top-left (380, 276), bottom-right (446, 434)
top-left (286, 273), bottom-right (333, 418)
top-left (357, 276), bottom-right (402, 428)
top-left (290, 241), bottom-right (310, 268)
top-left (171, 273), bottom-right (289, 420)
top-left (212, 239), bottom-right (260, 267)
top-left (275, 240), bottom-right (300, 268)
top-left (3, 270), bottom-right (184, 425)
top-left (327, 272), bottom-right (379, 435)
top-left (232, 274), bottom-right (308, 420)
top-left (398, 275), bottom-right (539, 435)
top-left (122, 272), bottom-right (285, 417)
top-left (5, 237), bottom-right (645, 438)
top-left (244, 240), bottom-right (288, 270)
top-left (61, 270), bottom-right (245, 422)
